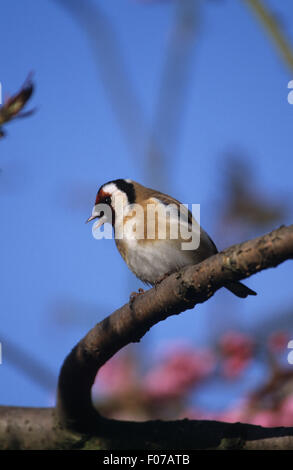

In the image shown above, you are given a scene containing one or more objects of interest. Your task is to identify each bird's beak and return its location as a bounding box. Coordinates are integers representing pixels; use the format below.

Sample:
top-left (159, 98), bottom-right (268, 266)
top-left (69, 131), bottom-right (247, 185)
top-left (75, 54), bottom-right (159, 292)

top-left (86, 214), bottom-right (98, 223)
top-left (86, 212), bottom-right (107, 229)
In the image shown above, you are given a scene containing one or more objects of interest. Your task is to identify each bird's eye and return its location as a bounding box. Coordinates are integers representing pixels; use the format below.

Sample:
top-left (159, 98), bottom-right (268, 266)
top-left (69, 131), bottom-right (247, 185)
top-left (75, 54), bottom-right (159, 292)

top-left (104, 196), bottom-right (111, 205)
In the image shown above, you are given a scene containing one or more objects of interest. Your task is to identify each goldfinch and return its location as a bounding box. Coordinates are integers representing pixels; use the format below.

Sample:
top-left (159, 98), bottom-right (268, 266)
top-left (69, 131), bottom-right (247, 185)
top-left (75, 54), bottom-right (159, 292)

top-left (87, 179), bottom-right (256, 298)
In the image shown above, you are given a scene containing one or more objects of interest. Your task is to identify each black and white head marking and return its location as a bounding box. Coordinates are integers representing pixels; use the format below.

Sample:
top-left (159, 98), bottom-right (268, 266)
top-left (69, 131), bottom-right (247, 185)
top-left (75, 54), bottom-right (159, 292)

top-left (99, 179), bottom-right (136, 205)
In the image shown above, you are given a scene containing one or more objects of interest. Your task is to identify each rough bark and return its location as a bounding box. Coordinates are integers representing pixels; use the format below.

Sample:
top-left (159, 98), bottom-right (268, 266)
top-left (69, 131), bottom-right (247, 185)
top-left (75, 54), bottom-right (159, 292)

top-left (0, 225), bottom-right (293, 450)
top-left (1, 407), bottom-right (293, 450)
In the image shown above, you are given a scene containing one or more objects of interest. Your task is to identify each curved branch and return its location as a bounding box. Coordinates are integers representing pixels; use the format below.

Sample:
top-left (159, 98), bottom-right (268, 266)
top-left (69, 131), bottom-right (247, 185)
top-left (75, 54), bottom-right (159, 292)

top-left (0, 225), bottom-right (292, 449)
top-left (57, 224), bottom-right (293, 431)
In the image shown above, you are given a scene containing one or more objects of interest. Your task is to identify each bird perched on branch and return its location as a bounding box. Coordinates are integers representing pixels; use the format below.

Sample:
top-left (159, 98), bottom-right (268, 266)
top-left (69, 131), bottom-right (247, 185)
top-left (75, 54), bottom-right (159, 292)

top-left (87, 179), bottom-right (256, 299)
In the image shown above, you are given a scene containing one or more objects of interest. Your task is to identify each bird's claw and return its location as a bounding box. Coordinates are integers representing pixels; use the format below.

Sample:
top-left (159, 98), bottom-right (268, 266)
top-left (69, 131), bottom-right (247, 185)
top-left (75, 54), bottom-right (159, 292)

top-left (155, 272), bottom-right (171, 287)
top-left (129, 288), bottom-right (145, 307)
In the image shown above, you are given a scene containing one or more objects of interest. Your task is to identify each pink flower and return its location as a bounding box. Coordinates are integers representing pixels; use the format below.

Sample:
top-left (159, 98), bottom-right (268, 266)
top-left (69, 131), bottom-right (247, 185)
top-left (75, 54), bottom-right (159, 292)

top-left (247, 410), bottom-right (276, 427)
top-left (92, 352), bottom-right (138, 398)
top-left (268, 331), bottom-right (289, 353)
top-left (277, 395), bottom-right (293, 427)
top-left (143, 346), bottom-right (215, 400)
top-left (219, 331), bottom-right (254, 359)
top-left (183, 402), bottom-right (246, 423)
top-left (219, 331), bottom-right (254, 379)
top-left (222, 356), bottom-right (250, 379)
top-left (218, 407), bottom-right (246, 424)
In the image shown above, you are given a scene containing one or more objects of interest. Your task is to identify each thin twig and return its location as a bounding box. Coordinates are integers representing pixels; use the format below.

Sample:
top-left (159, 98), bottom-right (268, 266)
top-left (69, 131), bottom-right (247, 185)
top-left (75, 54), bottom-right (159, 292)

top-left (243, 0), bottom-right (293, 72)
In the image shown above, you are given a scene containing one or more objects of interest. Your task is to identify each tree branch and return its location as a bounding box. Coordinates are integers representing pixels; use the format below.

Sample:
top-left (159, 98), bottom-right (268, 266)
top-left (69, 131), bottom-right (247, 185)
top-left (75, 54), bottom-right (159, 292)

top-left (57, 224), bottom-right (293, 431)
top-left (243, 0), bottom-right (293, 72)
top-left (1, 224), bottom-right (293, 449)
top-left (1, 406), bottom-right (293, 450)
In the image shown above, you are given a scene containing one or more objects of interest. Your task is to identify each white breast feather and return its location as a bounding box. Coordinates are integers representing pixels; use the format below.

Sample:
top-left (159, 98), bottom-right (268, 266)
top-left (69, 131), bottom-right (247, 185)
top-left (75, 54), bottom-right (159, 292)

top-left (119, 199), bottom-right (201, 284)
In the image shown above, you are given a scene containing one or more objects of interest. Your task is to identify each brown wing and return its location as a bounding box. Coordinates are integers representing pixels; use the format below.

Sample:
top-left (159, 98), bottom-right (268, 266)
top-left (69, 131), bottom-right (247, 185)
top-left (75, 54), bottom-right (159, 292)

top-left (143, 188), bottom-right (195, 228)
top-left (156, 190), bottom-right (218, 257)
top-left (135, 182), bottom-right (218, 259)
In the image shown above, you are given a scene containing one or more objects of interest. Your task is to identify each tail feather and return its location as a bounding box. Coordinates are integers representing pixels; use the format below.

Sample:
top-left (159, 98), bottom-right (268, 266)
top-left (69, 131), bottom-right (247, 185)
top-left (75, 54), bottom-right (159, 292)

top-left (225, 281), bottom-right (257, 298)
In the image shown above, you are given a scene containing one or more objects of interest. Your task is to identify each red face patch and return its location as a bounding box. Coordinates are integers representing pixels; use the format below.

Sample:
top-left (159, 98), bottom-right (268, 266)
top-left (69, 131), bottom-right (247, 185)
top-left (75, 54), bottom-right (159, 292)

top-left (94, 189), bottom-right (115, 225)
top-left (95, 189), bottom-right (110, 205)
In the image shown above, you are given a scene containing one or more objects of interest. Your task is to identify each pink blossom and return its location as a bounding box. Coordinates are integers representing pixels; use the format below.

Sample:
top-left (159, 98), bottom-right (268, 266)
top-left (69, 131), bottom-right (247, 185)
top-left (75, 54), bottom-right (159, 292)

top-left (218, 407), bottom-right (246, 424)
top-left (219, 331), bottom-right (254, 379)
top-left (222, 356), bottom-right (250, 379)
top-left (277, 395), bottom-right (293, 427)
top-left (246, 410), bottom-right (276, 427)
top-left (92, 352), bottom-right (138, 398)
top-left (143, 347), bottom-right (215, 400)
top-left (183, 402), bottom-right (246, 423)
top-left (267, 331), bottom-right (289, 353)
top-left (185, 395), bottom-right (293, 427)
top-left (219, 331), bottom-right (254, 359)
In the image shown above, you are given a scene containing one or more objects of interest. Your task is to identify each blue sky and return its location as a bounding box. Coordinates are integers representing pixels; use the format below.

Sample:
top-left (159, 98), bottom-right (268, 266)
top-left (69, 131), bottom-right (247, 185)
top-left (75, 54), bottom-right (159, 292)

top-left (1, 0), bottom-right (293, 410)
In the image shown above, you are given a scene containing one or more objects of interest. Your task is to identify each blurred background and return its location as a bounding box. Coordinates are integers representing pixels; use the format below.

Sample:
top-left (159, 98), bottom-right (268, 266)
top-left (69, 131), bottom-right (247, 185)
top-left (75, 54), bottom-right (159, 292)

top-left (1, 0), bottom-right (293, 426)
